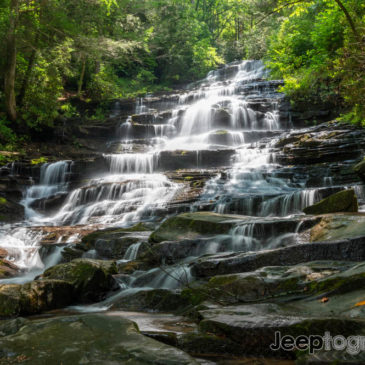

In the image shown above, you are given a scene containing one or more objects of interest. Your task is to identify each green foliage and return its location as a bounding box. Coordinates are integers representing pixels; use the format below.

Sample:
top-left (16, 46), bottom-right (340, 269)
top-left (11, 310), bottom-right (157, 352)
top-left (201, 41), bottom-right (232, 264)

top-left (1, 0), bottom-right (364, 141)
top-left (266, 0), bottom-right (365, 122)
top-left (0, 118), bottom-right (17, 149)
top-left (31, 157), bottom-right (48, 165)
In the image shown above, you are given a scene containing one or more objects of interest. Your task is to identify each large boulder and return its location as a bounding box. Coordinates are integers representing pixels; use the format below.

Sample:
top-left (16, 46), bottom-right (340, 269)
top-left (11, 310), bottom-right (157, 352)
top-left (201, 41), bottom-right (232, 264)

top-left (29, 192), bottom-right (68, 215)
top-left (78, 225), bottom-right (151, 260)
top-left (197, 304), bottom-right (365, 358)
top-left (149, 212), bottom-right (245, 243)
top-left (41, 259), bottom-right (118, 302)
top-left (303, 189), bottom-right (358, 215)
top-left (0, 280), bottom-right (74, 318)
top-left (0, 314), bottom-right (198, 364)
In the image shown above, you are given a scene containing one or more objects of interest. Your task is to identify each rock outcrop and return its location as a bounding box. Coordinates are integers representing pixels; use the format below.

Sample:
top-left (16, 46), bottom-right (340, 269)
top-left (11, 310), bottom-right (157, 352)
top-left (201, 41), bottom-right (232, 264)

top-left (303, 189), bottom-right (358, 215)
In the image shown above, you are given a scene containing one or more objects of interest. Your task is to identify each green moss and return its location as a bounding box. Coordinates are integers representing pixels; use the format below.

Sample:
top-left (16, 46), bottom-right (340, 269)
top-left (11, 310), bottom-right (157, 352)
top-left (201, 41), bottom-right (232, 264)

top-left (31, 157), bottom-right (48, 165)
top-left (208, 275), bottom-right (237, 287)
top-left (181, 287), bottom-right (208, 306)
top-left (149, 212), bottom-right (242, 242)
top-left (303, 189), bottom-right (358, 215)
top-left (0, 197), bottom-right (7, 205)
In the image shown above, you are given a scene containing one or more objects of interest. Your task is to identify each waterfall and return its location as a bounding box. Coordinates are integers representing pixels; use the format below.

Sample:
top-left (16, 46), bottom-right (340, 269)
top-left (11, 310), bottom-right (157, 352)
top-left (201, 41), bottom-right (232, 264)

top-left (123, 242), bottom-right (142, 261)
top-left (2, 59), bottom-right (335, 286)
top-left (105, 153), bottom-right (157, 174)
top-left (23, 160), bottom-right (71, 220)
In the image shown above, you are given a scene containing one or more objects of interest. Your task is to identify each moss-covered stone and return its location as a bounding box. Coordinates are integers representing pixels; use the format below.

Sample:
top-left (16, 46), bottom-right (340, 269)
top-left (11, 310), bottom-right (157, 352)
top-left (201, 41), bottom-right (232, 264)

top-left (149, 212), bottom-right (245, 243)
top-left (303, 189), bottom-right (358, 215)
top-left (42, 259), bottom-right (117, 302)
top-left (354, 158), bottom-right (365, 182)
top-left (178, 332), bottom-right (241, 357)
top-left (0, 280), bottom-right (74, 318)
top-left (0, 314), bottom-right (198, 364)
top-left (0, 198), bottom-right (24, 223)
top-left (111, 289), bottom-right (192, 312)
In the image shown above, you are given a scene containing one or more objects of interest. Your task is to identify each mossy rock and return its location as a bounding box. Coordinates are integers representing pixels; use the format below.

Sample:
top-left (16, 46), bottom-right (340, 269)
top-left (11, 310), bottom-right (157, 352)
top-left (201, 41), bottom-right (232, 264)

top-left (0, 314), bottom-right (198, 364)
top-left (0, 280), bottom-right (74, 318)
top-left (42, 259), bottom-right (117, 303)
top-left (354, 158), bottom-right (365, 182)
top-left (0, 198), bottom-right (24, 223)
top-left (149, 212), bottom-right (245, 243)
top-left (111, 289), bottom-right (192, 312)
top-left (178, 332), bottom-right (241, 357)
top-left (303, 189), bottom-right (358, 215)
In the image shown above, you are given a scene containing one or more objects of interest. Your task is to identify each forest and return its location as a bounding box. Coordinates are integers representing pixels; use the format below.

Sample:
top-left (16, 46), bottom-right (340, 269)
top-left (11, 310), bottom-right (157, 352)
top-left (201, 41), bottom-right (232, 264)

top-left (0, 0), bottom-right (364, 150)
top-left (1, 1), bottom-right (365, 363)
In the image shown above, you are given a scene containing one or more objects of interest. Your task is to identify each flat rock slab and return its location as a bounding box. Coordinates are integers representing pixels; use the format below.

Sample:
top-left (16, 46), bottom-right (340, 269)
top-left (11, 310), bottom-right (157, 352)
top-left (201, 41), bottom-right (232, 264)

top-left (0, 314), bottom-right (198, 364)
top-left (198, 304), bottom-right (365, 357)
top-left (191, 236), bottom-right (365, 278)
top-left (309, 213), bottom-right (365, 242)
top-left (149, 212), bottom-right (315, 243)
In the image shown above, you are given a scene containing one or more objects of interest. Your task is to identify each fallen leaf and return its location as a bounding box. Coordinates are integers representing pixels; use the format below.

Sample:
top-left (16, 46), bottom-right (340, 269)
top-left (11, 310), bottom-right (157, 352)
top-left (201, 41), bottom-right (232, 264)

top-left (354, 300), bottom-right (365, 307)
top-left (320, 297), bottom-right (329, 303)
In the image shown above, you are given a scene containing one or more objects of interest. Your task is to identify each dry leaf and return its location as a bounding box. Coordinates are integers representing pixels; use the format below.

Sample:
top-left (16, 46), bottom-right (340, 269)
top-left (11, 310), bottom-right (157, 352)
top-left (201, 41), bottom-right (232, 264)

top-left (320, 297), bottom-right (329, 303)
top-left (354, 300), bottom-right (365, 307)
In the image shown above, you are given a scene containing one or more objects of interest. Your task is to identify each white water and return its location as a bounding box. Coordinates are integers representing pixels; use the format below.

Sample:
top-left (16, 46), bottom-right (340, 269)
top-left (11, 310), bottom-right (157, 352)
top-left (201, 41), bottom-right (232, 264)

top-left (0, 60), bottom-right (342, 288)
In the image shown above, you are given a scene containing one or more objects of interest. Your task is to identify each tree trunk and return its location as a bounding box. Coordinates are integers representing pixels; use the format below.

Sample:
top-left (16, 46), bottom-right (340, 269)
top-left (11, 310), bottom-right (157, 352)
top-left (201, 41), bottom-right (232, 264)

top-left (333, 0), bottom-right (360, 42)
top-left (4, 0), bottom-right (19, 122)
top-left (77, 57), bottom-right (86, 97)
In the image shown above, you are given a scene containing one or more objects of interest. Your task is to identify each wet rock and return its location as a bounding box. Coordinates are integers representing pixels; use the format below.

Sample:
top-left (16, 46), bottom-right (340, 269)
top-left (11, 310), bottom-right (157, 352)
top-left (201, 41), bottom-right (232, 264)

top-left (0, 176), bottom-right (23, 202)
top-left (111, 289), bottom-right (192, 312)
top-left (207, 130), bottom-right (232, 145)
top-left (197, 303), bottom-right (365, 357)
top-left (303, 189), bottom-right (358, 215)
top-left (0, 314), bottom-right (198, 364)
top-left (79, 225), bottom-right (151, 259)
top-left (309, 213), bottom-right (365, 242)
top-left (0, 248), bottom-right (19, 279)
top-left (0, 197), bottom-right (24, 223)
top-left (41, 259), bottom-right (118, 302)
top-left (0, 280), bottom-right (74, 317)
top-left (29, 192), bottom-right (68, 215)
top-left (0, 317), bottom-right (28, 337)
top-left (184, 261), bottom-right (363, 306)
top-left (139, 238), bottom-right (220, 265)
top-left (117, 260), bottom-right (150, 274)
top-left (212, 109), bottom-right (231, 128)
top-left (354, 158), bottom-right (365, 182)
top-left (70, 156), bottom-right (108, 180)
top-left (149, 212), bottom-right (245, 243)
top-left (191, 236), bottom-right (365, 278)
top-left (157, 149), bottom-right (235, 170)
top-left (276, 124), bottom-right (365, 165)
top-left (178, 332), bottom-right (241, 357)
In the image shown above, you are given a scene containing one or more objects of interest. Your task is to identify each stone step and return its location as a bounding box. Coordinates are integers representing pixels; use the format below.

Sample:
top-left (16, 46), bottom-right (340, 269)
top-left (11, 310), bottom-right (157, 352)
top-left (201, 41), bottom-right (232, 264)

top-left (157, 149), bottom-right (235, 171)
top-left (191, 236), bottom-right (365, 278)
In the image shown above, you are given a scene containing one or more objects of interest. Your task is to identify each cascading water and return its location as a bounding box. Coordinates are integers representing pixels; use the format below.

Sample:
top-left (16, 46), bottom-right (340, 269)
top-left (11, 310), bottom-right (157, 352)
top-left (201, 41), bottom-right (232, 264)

top-left (0, 60), bottom-right (351, 289)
